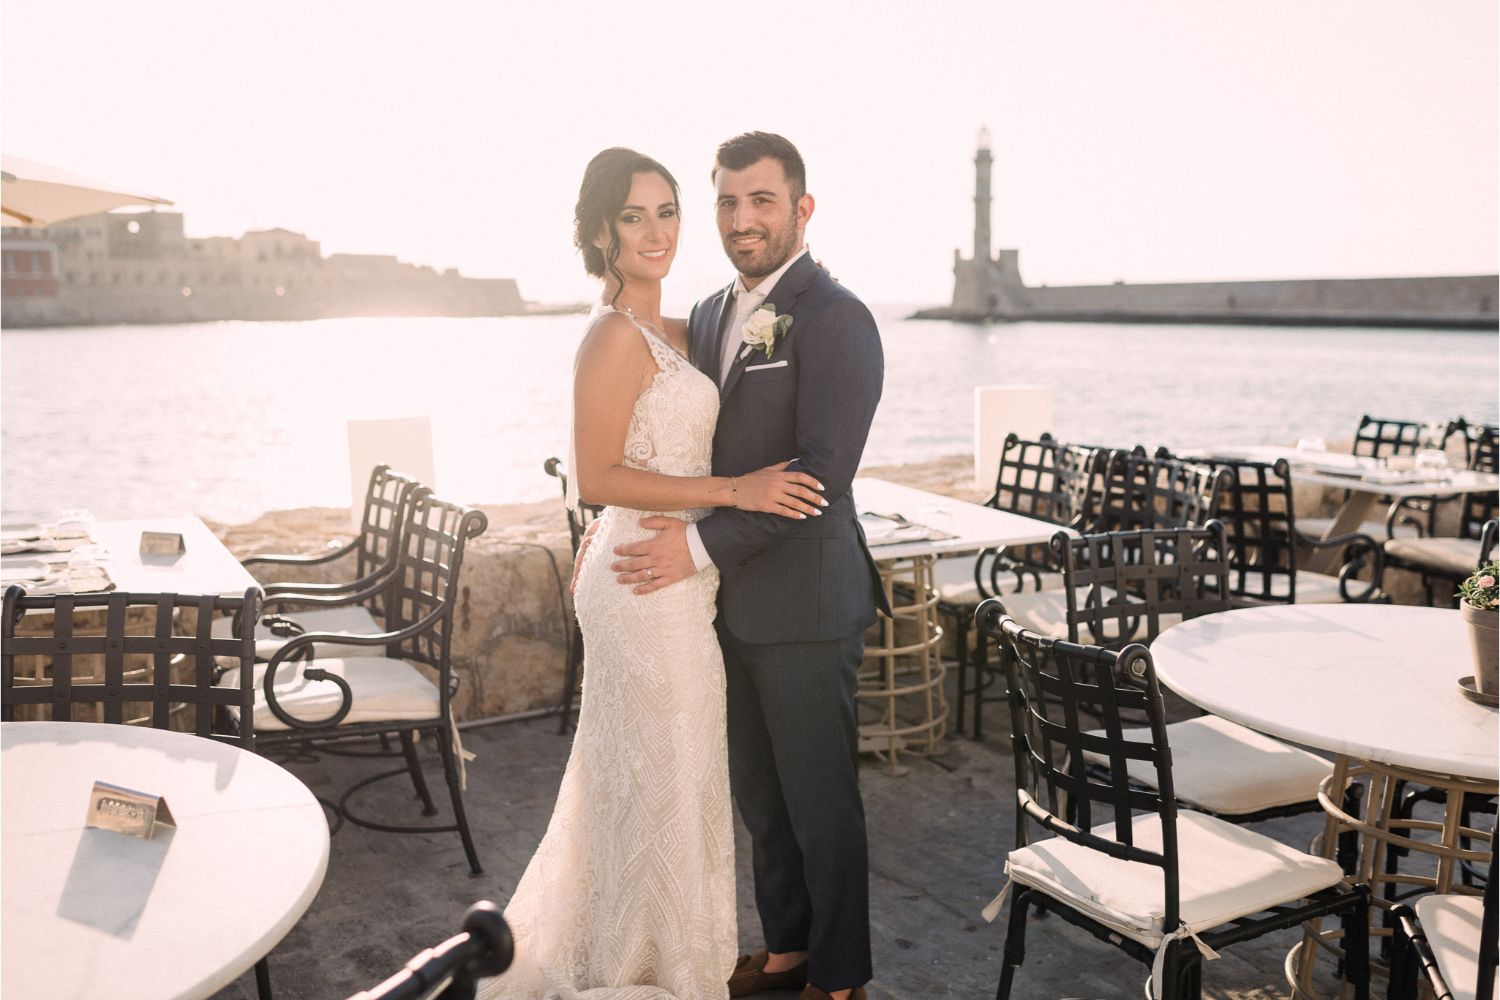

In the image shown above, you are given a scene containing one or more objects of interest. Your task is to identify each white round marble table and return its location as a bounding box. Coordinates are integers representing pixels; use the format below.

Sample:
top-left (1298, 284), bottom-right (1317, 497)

top-left (1, 721), bottom-right (329, 1000)
top-left (1149, 604), bottom-right (1497, 782)
top-left (1150, 604), bottom-right (1497, 995)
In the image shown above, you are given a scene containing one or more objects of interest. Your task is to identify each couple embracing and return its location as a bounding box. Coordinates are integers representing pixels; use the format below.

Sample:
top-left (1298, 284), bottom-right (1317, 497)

top-left (483, 132), bottom-right (887, 1000)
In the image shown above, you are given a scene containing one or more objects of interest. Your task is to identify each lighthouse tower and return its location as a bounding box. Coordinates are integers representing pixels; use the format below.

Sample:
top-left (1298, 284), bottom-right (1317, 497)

top-left (949, 127), bottom-right (1022, 318)
top-left (973, 126), bottom-right (993, 263)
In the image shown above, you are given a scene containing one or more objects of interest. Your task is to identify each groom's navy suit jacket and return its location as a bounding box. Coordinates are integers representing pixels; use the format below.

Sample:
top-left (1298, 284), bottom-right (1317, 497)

top-left (688, 253), bottom-right (889, 645)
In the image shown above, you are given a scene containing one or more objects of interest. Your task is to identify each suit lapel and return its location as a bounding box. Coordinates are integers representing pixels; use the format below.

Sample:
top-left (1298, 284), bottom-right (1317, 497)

top-left (694, 285), bottom-right (734, 384)
top-left (720, 252), bottom-right (818, 402)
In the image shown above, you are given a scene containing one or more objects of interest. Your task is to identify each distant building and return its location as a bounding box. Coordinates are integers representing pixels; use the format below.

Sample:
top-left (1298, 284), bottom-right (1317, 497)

top-left (0, 212), bottom-right (527, 327)
top-left (919, 130), bottom-right (1498, 328)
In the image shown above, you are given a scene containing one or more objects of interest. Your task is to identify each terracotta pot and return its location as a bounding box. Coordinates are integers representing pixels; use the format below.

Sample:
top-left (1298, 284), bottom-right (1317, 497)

top-left (1462, 601), bottom-right (1499, 694)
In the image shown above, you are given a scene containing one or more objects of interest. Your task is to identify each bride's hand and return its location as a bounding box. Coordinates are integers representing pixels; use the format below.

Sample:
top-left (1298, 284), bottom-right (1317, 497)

top-left (733, 461), bottom-right (827, 519)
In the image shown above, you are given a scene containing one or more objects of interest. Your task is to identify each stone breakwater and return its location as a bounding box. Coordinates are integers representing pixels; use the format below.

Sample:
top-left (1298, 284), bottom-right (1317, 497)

top-left (208, 454), bottom-right (1444, 723)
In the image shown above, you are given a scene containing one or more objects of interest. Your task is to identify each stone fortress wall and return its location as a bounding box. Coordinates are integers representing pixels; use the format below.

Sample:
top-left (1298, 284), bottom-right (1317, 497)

top-left (1, 211), bottom-right (525, 327)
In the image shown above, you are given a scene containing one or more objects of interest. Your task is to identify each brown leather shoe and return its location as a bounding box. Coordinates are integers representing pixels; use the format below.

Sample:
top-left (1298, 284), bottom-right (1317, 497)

top-left (727, 949), bottom-right (808, 997)
top-left (799, 986), bottom-right (867, 1000)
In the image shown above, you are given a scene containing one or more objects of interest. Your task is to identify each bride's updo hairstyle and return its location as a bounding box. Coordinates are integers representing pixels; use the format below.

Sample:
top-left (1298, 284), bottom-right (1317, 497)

top-left (575, 147), bottom-right (681, 301)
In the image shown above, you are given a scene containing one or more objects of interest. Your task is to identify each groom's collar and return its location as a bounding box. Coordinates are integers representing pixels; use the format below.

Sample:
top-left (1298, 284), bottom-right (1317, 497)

top-left (731, 247), bottom-right (810, 304)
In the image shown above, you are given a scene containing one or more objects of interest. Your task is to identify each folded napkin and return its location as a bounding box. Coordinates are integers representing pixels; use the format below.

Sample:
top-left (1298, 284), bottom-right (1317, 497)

top-left (858, 512), bottom-right (956, 547)
top-left (0, 544), bottom-right (113, 593)
top-left (1, 511), bottom-right (96, 554)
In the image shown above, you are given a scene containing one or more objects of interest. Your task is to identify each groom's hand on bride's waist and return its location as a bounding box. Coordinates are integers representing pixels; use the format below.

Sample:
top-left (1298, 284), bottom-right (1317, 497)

top-left (612, 516), bottom-right (694, 595)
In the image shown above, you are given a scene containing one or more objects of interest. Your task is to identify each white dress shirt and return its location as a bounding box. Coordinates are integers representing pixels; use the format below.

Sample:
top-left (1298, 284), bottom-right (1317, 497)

top-left (686, 247), bottom-right (809, 573)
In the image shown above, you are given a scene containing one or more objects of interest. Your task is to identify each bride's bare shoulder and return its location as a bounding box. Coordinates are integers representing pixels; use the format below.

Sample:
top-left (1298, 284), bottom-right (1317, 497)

top-left (576, 310), bottom-right (652, 375)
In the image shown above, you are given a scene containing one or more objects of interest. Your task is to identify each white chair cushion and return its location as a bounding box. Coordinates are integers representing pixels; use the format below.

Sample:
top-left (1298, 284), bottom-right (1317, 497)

top-left (932, 555), bottom-right (1063, 607)
top-left (1414, 893), bottom-right (1489, 1000)
top-left (1082, 715), bottom-right (1333, 815)
top-left (1000, 587), bottom-right (1182, 642)
top-left (1233, 571), bottom-right (1355, 605)
top-left (1007, 810), bottom-right (1346, 948)
top-left (1385, 537), bottom-right (1483, 578)
top-left (217, 656), bottom-right (439, 732)
top-left (211, 605), bottom-right (384, 660)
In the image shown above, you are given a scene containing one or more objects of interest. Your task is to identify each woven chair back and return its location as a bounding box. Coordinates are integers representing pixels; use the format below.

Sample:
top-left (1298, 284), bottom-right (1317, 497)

top-left (384, 491), bottom-right (488, 676)
top-left (1049, 523), bottom-right (1233, 650)
top-left (2, 586), bottom-right (262, 746)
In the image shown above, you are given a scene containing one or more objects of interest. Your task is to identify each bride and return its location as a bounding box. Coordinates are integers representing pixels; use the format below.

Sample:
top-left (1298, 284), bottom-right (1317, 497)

top-left (481, 148), bottom-right (825, 999)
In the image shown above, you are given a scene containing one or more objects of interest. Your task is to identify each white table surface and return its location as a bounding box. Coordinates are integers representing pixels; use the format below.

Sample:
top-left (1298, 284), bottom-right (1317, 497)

top-left (91, 516), bottom-right (259, 596)
top-left (852, 477), bottom-right (1072, 561)
top-left (1, 721), bottom-right (329, 1000)
top-left (1185, 444), bottom-right (1499, 497)
top-left (1151, 604), bottom-right (1498, 781)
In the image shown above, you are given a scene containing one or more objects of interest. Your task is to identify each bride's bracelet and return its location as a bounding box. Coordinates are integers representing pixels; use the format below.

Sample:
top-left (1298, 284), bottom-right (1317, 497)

top-left (730, 476), bottom-right (740, 509)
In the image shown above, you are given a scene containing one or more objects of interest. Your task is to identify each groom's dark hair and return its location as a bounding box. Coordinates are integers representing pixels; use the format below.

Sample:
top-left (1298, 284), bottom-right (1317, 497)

top-left (713, 132), bottom-right (806, 202)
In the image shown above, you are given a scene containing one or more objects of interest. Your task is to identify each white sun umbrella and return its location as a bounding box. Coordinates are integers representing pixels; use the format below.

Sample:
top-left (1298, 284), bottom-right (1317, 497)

top-left (1, 154), bottom-right (172, 227)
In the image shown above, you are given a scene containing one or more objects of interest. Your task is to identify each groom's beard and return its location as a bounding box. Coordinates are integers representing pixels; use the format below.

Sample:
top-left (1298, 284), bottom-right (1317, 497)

top-left (724, 210), bottom-right (799, 279)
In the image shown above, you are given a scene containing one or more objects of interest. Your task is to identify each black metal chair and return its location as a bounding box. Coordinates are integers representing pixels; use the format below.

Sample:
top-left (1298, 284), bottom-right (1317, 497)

top-left (993, 455), bottom-right (1229, 642)
top-left (1205, 457), bottom-right (1386, 604)
top-left (1387, 825), bottom-right (1496, 1000)
top-left (944, 434), bottom-right (1089, 736)
top-left (348, 901), bottom-right (514, 1000)
top-left (1001, 524), bottom-right (1339, 825)
top-left (221, 490), bottom-right (489, 876)
top-left (213, 465), bottom-right (423, 660)
top-left (964, 446), bottom-right (1195, 739)
top-left (3, 586), bottom-right (275, 997)
top-left (1385, 424), bottom-right (1499, 605)
top-left (977, 603), bottom-right (1371, 1000)
top-left (544, 457), bottom-right (602, 733)
top-left (1094, 450), bottom-right (1229, 535)
top-left (3, 585), bottom-right (261, 741)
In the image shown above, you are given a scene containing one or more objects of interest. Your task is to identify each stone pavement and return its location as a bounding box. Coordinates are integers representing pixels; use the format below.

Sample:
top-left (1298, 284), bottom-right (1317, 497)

top-left (211, 715), bottom-right (1345, 1000)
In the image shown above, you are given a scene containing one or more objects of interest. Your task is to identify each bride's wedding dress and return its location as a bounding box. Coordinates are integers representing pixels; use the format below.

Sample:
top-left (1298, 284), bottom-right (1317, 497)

top-left (481, 308), bottom-right (736, 1000)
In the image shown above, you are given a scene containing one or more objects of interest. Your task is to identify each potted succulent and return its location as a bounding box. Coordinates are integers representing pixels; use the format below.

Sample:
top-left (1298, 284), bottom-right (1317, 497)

top-left (1458, 559), bottom-right (1498, 697)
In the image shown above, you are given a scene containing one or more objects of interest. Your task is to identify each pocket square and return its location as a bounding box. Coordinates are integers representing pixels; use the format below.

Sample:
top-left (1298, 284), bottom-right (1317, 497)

top-left (745, 360), bottom-right (789, 372)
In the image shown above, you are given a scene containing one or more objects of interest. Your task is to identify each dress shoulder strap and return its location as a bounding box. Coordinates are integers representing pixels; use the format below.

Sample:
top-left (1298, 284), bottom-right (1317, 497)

top-left (594, 304), bottom-right (687, 370)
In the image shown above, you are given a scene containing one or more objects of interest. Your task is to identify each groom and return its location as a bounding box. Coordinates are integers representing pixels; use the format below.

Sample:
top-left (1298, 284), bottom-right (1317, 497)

top-left (612, 132), bottom-right (886, 1000)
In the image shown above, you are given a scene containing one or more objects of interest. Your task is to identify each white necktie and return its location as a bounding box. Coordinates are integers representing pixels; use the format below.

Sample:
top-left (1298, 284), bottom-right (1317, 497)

top-left (720, 290), bottom-right (751, 385)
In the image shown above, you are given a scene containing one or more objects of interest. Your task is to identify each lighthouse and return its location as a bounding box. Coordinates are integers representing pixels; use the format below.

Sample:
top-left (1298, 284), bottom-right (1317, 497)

top-left (973, 126), bottom-right (993, 263)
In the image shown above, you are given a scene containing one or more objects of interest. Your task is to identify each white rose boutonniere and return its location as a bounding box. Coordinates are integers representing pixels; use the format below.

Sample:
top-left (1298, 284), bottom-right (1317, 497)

top-left (740, 304), bottom-right (794, 361)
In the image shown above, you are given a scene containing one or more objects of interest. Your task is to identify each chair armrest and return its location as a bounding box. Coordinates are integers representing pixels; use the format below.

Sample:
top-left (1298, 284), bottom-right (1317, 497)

top-left (263, 563), bottom-right (393, 598)
top-left (260, 603), bottom-right (448, 730)
top-left (1305, 530), bottom-right (1386, 602)
top-left (1481, 520), bottom-right (1499, 565)
top-left (262, 567), bottom-right (396, 612)
top-left (241, 536), bottom-right (359, 569)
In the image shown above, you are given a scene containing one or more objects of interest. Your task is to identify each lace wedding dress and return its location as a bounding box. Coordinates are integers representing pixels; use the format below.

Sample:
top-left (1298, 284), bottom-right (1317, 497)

top-left (480, 307), bottom-right (736, 1000)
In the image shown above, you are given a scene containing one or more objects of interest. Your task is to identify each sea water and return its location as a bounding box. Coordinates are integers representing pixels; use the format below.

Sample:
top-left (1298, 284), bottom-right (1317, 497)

top-left (3, 307), bottom-right (1495, 523)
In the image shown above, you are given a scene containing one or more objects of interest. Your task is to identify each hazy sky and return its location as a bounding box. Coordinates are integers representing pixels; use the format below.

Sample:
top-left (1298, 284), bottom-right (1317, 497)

top-left (3, 1), bottom-right (1495, 308)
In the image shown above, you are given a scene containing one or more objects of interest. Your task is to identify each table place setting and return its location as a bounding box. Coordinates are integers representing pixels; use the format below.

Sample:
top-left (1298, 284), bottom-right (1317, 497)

top-left (1, 510), bottom-right (96, 555)
top-left (858, 510), bottom-right (957, 547)
top-left (0, 512), bottom-right (114, 593)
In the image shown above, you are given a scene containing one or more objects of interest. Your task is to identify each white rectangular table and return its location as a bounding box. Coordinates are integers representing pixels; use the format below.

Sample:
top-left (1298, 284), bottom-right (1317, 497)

top-left (90, 517), bottom-right (259, 596)
top-left (849, 479), bottom-right (1071, 771)
top-left (3, 516), bottom-right (259, 597)
top-left (1183, 446), bottom-right (1499, 573)
top-left (852, 477), bottom-right (1073, 559)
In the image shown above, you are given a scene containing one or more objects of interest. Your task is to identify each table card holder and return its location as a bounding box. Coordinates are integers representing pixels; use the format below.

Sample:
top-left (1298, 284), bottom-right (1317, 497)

top-left (139, 531), bottom-right (186, 556)
top-left (85, 781), bottom-right (176, 839)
